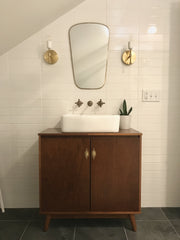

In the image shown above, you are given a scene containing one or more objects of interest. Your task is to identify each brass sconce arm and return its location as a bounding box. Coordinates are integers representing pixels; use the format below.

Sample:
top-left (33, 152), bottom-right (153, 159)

top-left (122, 41), bottom-right (136, 65)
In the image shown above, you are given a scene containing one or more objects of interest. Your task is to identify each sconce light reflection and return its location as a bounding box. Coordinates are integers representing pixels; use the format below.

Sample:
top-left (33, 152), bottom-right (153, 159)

top-left (147, 25), bottom-right (157, 34)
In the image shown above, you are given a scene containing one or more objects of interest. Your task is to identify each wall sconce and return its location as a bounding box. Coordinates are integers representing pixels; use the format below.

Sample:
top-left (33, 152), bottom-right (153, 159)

top-left (122, 41), bottom-right (136, 65)
top-left (43, 40), bottom-right (58, 64)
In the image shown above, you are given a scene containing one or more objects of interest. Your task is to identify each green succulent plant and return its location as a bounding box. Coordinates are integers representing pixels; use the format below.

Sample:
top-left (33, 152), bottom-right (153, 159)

top-left (119, 99), bottom-right (132, 115)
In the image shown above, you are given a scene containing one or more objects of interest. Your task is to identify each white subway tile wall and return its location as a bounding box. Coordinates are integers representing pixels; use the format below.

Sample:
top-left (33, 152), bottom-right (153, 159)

top-left (0, 0), bottom-right (180, 207)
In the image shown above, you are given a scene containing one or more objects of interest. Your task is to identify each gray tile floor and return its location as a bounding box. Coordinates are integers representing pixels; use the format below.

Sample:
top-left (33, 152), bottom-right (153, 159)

top-left (0, 208), bottom-right (180, 240)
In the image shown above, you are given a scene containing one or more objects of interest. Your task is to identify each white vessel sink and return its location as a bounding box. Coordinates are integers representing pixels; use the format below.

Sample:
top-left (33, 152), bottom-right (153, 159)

top-left (61, 114), bottom-right (120, 132)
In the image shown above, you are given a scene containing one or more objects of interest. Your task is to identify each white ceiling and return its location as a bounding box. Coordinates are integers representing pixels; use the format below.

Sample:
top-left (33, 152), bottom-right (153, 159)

top-left (0, 0), bottom-right (85, 55)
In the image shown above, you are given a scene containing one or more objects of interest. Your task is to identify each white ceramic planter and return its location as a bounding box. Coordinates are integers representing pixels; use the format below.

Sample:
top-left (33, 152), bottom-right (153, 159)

top-left (120, 115), bottom-right (131, 129)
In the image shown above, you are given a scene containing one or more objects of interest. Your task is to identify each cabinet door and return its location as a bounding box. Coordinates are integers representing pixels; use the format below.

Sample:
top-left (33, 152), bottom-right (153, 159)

top-left (40, 136), bottom-right (90, 212)
top-left (91, 136), bottom-right (140, 212)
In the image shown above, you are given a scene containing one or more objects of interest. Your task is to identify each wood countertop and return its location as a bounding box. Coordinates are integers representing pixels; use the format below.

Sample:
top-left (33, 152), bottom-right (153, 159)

top-left (39, 128), bottom-right (142, 136)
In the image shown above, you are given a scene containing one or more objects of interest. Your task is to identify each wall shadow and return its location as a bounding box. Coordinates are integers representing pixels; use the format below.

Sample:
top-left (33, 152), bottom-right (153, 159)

top-left (166, 2), bottom-right (180, 206)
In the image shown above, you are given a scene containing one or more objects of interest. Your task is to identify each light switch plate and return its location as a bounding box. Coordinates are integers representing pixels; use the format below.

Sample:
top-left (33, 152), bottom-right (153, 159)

top-left (142, 90), bottom-right (160, 102)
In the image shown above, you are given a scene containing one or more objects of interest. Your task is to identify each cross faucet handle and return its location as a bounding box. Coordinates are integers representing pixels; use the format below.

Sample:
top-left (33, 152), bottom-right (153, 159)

top-left (75, 99), bottom-right (83, 107)
top-left (97, 99), bottom-right (105, 107)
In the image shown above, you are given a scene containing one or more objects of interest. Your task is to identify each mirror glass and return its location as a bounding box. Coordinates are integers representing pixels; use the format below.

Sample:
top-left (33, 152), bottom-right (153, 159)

top-left (69, 23), bottom-right (109, 89)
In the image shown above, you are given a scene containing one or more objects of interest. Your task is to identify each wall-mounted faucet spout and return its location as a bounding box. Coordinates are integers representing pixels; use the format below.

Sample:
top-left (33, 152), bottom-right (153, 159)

top-left (87, 100), bottom-right (93, 107)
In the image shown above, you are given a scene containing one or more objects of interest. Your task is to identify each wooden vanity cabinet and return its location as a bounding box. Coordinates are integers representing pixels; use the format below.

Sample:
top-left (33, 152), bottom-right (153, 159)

top-left (40, 136), bottom-right (90, 212)
top-left (39, 129), bottom-right (142, 232)
top-left (91, 136), bottom-right (140, 212)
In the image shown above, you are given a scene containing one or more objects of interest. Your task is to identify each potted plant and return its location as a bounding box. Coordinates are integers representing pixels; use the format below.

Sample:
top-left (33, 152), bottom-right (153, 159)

top-left (119, 99), bottom-right (132, 129)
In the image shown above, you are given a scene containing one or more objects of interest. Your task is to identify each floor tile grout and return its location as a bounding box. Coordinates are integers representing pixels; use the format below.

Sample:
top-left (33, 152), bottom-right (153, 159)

top-left (160, 208), bottom-right (180, 220)
top-left (0, 219), bottom-right (31, 222)
top-left (73, 224), bottom-right (77, 240)
top-left (160, 208), bottom-right (170, 220)
top-left (18, 221), bottom-right (31, 240)
top-left (1, 208), bottom-right (180, 240)
top-left (165, 219), bottom-right (180, 239)
top-left (160, 208), bottom-right (180, 239)
top-left (123, 226), bottom-right (129, 240)
top-left (136, 219), bottom-right (169, 222)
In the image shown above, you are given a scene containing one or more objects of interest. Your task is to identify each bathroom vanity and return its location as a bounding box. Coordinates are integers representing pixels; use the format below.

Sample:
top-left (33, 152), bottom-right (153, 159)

top-left (38, 128), bottom-right (142, 231)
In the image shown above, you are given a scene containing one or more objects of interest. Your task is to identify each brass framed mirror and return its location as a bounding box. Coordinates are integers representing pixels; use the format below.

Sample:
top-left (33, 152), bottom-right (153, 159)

top-left (69, 23), bottom-right (110, 89)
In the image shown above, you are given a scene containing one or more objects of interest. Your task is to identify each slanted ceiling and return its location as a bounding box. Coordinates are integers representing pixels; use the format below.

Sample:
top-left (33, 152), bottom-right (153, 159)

top-left (0, 0), bottom-right (85, 55)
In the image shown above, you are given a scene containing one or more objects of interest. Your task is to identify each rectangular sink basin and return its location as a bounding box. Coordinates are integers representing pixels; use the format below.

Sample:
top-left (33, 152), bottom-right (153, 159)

top-left (61, 114), bottom-right (120, 132)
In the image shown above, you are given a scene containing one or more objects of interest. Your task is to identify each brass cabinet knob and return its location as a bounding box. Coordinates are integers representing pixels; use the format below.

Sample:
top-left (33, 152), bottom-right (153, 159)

top-left (84, 148), bottom-right (89, 159)
top-left (92, 148), bottom-right (96, 160)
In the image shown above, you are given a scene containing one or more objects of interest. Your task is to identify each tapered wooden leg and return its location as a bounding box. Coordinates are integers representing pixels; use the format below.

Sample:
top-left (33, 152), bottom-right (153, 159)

top-left (44, 215), bottom-right (51, 232)
top-left (129, 214), bottom-right (137, 232)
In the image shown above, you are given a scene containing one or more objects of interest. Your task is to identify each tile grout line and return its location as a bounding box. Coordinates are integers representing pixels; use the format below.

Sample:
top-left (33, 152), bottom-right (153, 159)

top-left (160, 208), bottom-right (180, 239)
top-left (18, 220), bottom-right (31, 240)
top-left (123, 226), bottom-right (129, 240)
top-left (0, 219), bottom-right (31, 222)
top-left (73, 223), bottom-right (77, 240)
top-left (136, 219), bottom-right (172, 222)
